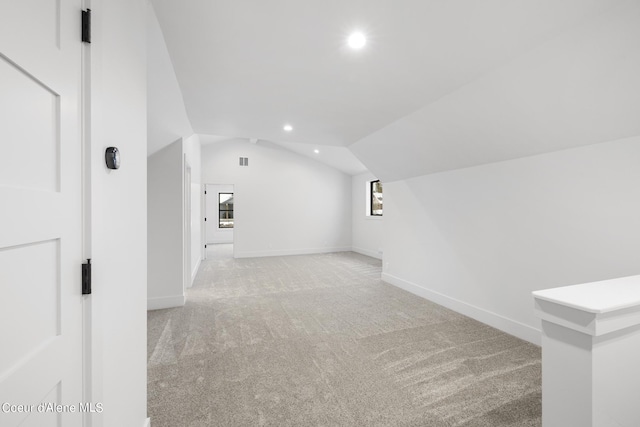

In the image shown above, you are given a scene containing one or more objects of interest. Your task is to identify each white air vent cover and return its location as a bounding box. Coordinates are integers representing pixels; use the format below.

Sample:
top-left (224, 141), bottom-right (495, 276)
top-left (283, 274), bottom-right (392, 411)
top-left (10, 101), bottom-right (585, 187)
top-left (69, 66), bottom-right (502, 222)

top-left (239, 157), bottom-right (248, 166)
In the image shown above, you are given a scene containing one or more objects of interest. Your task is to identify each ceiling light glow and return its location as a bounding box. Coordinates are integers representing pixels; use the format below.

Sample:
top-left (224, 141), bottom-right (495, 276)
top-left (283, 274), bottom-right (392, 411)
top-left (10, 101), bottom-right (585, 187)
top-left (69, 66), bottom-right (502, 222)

top-left (283, 124), bottom-right (293, 132)
top-left (314, 149), bottom-right (320, 154)
top-left (347, 32), bottom-right (366, 49)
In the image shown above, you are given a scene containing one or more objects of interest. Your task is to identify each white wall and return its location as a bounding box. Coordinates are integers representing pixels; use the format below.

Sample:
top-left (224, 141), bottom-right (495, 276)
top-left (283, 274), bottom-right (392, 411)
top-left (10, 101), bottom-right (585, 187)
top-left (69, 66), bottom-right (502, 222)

top-left (147, 140), bottom-right (185, 309)
top-left (183, 134), bottom-right (202, 282)
top-left (205, 184), bottom-right (234, 244)
top-left (352, 172), bottom-right (383, 259)
top-left (381, 136), bottom-right (640, 345)
top-left (89, 0), bottom-right (148, 425)
top-left (201, 139), bottom-right (352, 258)
top-left (147, 2), bottom-right (202, 303)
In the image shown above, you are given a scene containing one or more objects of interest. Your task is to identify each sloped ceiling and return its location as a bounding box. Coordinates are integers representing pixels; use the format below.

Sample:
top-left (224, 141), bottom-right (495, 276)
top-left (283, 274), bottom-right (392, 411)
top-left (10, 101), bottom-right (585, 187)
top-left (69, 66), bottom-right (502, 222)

top-left (151, 0), bottom-right (638, 179)
top-left (351, 1), bottom-right (640, 181)
top-left (147, 3), bottom-right (194, 156)
top-left (200, 136), bottom-right (367, 175)
top-left (267, 140), bottom-right (367, 175)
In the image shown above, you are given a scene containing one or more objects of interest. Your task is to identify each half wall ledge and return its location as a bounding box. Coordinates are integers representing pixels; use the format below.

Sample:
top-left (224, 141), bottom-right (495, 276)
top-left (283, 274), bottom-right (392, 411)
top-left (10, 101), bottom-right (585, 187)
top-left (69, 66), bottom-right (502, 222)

top-left (533, 275), bottom-right (640, 427)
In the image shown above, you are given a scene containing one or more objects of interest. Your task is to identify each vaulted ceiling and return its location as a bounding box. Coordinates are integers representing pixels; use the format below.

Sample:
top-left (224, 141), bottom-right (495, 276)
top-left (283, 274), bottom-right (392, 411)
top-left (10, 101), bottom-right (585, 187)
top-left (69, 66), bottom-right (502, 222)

top-left (151, 0), bottom-right (640, 180)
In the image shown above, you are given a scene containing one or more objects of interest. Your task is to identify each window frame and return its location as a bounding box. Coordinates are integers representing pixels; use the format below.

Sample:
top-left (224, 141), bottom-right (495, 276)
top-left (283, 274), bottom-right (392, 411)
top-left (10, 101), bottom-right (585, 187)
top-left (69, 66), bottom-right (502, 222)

top-left (218, 192), bottom-right (234, 229)
top-left (369, 180), bottom-right (383, 217)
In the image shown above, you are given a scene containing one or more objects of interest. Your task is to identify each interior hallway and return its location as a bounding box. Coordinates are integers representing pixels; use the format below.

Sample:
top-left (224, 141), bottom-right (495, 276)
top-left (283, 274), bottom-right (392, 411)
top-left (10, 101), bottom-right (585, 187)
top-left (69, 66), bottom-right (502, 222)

top-left (148, 247), bottom-right (541, 426)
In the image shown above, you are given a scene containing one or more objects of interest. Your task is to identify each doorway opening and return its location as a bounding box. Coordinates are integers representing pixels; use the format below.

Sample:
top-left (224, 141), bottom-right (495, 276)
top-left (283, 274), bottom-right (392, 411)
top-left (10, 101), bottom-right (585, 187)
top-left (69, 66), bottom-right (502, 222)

top-left (205, 184), bottom-right (235, 259)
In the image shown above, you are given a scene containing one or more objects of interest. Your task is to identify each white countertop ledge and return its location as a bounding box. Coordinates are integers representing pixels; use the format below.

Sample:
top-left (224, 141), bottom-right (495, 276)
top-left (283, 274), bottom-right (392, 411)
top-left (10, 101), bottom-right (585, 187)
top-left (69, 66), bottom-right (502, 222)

top-left (533, 274), bottom-right (640, 314)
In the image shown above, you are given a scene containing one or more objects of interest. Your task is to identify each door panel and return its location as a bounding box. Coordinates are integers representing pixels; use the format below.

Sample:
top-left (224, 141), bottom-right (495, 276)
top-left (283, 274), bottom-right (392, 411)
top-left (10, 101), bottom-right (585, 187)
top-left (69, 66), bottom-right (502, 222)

top-left (20, 383), bottom-right (62, 427)
top-left (0, 240), bottom-right (60, 374)
top-left (0, 0), bottom-right (83, 426)
top-left (0, 0), bottom-right (61, 50)
top-left (0, 56), bottom-right (59, 191)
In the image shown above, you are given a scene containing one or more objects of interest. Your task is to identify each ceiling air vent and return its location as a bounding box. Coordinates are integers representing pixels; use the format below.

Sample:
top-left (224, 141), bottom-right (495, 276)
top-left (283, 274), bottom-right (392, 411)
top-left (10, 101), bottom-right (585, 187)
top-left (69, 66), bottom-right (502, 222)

top-left (239, 157), bottom-right (248, 166)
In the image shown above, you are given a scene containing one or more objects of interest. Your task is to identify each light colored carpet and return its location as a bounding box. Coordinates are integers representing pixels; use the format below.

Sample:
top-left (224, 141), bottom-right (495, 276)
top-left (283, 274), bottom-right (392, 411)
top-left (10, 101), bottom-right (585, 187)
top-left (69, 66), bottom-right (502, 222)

top-left (148, 248), bottom-right (541, 426)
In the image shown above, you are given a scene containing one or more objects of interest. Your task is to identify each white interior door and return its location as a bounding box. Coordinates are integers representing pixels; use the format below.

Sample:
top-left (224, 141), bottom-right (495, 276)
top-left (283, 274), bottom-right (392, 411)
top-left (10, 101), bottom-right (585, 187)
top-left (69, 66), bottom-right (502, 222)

top-left (0, 1), bottom-right (84, 426)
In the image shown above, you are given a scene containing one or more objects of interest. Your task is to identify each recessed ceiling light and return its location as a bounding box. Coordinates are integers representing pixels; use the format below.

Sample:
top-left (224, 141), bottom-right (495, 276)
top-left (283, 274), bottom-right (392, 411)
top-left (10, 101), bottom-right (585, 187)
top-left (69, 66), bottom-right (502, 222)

top-left (314, 149), bottom-right (320, 154)
top-left (283, 124), bottom-right (293, 132)
top-left (347, 32), bottom-right (366, 49)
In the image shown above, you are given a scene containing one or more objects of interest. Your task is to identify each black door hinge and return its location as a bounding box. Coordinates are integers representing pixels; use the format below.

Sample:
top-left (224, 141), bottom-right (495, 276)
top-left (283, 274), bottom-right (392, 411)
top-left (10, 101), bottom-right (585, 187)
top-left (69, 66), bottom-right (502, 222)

top-left (82, 259), bottom-right (92, 295)
top-left (204, 217), bottom-right (207, 221)
top-left (204, 190), bottom-right (207, 195)
top-left (82, 9), bottom-right (91, 43)
top-left (205, 245), bottom-right (207, 248)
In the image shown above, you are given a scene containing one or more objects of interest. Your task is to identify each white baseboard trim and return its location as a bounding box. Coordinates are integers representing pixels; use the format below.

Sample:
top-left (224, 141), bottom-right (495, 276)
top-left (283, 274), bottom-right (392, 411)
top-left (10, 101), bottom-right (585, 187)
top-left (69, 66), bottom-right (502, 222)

top-left (190, 257), bottom-right (201, 287)
top-left (381, 272), bottom-right (541, 346)
top-left (144, 417), bottom-right (150, 427)
top-left (147, 295), bottom-right (186, 311)
top-left (235, 246), bottom-right (352, 259)
top-left (351, 247), bottom-right (382, 260)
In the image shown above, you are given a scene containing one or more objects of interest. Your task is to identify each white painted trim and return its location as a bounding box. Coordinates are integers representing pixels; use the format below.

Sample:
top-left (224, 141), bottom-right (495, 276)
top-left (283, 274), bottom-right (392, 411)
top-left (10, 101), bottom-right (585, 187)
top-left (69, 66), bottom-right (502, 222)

top-left (147, 295), bottom-right (186, 311)
top-left (144, 418), bottom-right (151, 427)
top-left (235, 247), bottom-right (352, 259)
top-left (351, 247), bottom-right (382, 260)
top-left (190, 257), bottom-right (201, 286)
top-left (381, 272), bottom-right (541, 345)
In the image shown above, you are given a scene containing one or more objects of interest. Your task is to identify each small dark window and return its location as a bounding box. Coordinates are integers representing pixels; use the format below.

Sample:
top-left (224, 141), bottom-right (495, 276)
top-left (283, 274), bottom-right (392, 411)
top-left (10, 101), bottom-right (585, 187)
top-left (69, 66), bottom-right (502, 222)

top-left (370, 180), bottom-right (383, 216)
top-left (219, 193), bottom-right (234, 228)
